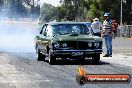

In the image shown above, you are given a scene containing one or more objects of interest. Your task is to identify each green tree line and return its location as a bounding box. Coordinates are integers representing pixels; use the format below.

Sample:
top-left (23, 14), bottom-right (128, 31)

top-left (0, 0), bottom-right (131, 24)
top-left (0, 0), bottom-right (40, 20)
top-left (40, 0), bottom-right (132, 24)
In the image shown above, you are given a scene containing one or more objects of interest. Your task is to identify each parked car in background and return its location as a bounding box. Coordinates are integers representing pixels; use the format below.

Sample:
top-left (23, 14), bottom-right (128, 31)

top-left (35, 22), bottom-right (102, 64)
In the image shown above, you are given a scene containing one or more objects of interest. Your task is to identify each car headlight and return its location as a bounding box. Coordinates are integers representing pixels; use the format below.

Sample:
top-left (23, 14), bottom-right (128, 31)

top-left (62, 43), bottom-right (67, 47)
top-left (54, 43), bottom-right (60, 48)
top-left (94, 42), bottom-right (100, 48)
top-left (88, 42), bottom-right (92, 47)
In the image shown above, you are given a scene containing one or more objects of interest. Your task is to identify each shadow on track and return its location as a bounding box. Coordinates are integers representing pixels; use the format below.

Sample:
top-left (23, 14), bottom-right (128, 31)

top-left (44, 59), bottom-right (110, 65)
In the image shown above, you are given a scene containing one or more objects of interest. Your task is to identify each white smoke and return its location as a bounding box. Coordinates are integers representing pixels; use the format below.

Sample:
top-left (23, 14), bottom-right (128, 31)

top-left (0, 20), bottom-right (38, 52)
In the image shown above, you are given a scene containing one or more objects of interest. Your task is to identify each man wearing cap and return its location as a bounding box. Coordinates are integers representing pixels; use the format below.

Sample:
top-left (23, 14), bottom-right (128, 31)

top-left (102, 13), bottom-right (113, 57)
top-left (91, 18), bottom-right (103, 37)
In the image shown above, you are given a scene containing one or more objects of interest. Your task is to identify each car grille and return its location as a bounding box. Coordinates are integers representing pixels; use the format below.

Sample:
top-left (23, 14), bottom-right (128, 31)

top-left (58, 41), bottom-right (102, 50)
top-left (60, 41), bottom-right (77, 49)
top-left (78, 41), bottom-right (94, 50)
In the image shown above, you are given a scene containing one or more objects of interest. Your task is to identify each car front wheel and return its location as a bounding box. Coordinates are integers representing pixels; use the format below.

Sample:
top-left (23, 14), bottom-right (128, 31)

top-left (77, 56), bottom-right (85, 63)
top-left (92, 54), bottom-right (100, 64)
top-left (48, 51), bottom-right (56, 65)
top-left (37, 50), bottom-right (46, 61)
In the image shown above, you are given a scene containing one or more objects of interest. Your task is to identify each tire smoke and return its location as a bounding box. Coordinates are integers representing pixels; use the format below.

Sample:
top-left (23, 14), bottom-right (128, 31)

top-left (0, 20), bottom-right (38, 52)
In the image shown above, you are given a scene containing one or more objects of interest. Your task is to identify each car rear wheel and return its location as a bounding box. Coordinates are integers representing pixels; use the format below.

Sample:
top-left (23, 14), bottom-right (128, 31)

top-left (37, 49), bottom-right (46, 61)
top-left (48, 51), bottom-right (56, 65)
top-left (92, 54), bottom-right (100, 64)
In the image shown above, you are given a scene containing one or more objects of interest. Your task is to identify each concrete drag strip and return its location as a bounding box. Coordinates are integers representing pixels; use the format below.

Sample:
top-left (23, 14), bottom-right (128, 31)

top-left (1, 52), bottom-right (132, 88)
top-left (101, 54), bottom-right (132, 68)
top-left (0, 54), bottom-right (51, 88)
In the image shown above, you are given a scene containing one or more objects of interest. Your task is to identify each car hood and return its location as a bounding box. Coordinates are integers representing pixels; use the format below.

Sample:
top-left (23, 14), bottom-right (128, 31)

top-left (53, 34), bottom-right (102, 42)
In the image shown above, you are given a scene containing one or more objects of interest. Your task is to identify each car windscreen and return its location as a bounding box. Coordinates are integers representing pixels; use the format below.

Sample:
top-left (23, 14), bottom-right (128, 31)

top-left (51, 24), bottom-right (90, 35)
top-left (85, 23), bottom-right (92, 27)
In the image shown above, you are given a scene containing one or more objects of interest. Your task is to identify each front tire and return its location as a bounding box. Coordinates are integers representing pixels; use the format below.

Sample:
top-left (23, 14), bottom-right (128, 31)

top-left (92, 54), bottom-right (100, 64)
top-left (77, 57), bottom-right (85, 63)
top-left (37, 49), bottom-right (46, 61)
top-left (48, 51), bottom-right (56, 65)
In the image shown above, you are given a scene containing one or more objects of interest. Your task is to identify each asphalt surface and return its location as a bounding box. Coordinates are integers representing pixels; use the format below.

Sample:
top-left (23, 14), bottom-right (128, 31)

top-left (0, 21), bottom-right (132, 88)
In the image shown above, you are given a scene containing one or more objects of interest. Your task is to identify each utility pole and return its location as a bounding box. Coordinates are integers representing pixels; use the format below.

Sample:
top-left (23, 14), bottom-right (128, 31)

top-left (120, 0), bottom-right (123, 26)
top-left (120, 0), bottom-right (127, 26)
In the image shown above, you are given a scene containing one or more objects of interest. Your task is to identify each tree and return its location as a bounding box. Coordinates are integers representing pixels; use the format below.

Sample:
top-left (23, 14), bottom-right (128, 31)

top-left (0, 0), bottom-right (4, 6)
top-left (0, 0), bottom-right (40, 20)
top-left (40, 0), bottom-right (131, 24)
top-left (16, 0), bottom-right (27, 18)
top-left (0, 0), bottom-right (4, 12)
top-left (40, 3), bottom-right (58, 22)
top-left (58, 0), bottom-right (89, 21)
top-left (125, 0), bottom-right (132, 24)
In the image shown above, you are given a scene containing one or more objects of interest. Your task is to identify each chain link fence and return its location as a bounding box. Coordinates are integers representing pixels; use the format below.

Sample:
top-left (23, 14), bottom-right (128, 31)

top-left (116, 25), bottom-right (132, 38)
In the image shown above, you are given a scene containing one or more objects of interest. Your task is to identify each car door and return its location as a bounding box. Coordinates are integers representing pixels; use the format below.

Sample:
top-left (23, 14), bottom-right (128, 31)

top-left (36, 24), bottom-right (49, 54)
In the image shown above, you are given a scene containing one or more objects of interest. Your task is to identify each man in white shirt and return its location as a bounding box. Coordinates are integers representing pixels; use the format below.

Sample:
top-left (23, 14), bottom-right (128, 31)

top-left (91, 18), bottom-right (103, 37)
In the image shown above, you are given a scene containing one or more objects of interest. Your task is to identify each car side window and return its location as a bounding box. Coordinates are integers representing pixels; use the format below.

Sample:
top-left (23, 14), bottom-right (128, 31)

top-left (40, 25), bottom-right (44, 34)
top-left (40, 24), bottom-right (47, 35)
top-left (46, 25), bottom-right (53, 36)
top-left (39, 29), bottom-right (43, 34)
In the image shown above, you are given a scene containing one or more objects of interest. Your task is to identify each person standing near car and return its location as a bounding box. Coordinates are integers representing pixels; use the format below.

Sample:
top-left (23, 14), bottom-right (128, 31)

top-left (91, 18), bottom-right (103, 37)
top-left (112, 20), bottom-right (118, 39)
top-left (102, 13), bottom-right (113, 57)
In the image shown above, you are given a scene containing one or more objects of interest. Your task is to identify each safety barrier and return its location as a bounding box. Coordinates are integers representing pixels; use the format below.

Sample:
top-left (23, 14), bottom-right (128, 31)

top-left (116, 25), bottom-right (132, 38)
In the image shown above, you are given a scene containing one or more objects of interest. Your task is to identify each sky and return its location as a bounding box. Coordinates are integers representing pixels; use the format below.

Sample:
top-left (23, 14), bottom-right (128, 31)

top-left (39, 0), bottom-right (61, 7)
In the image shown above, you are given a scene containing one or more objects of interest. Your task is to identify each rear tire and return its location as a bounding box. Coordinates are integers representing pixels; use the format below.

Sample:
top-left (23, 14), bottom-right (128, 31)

top-left (92, 54), bottom-right (100, 64)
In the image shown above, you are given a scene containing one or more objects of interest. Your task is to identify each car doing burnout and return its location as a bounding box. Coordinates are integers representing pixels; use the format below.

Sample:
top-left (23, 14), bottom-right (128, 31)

top-left (35, 22), bottom-right (103, 64)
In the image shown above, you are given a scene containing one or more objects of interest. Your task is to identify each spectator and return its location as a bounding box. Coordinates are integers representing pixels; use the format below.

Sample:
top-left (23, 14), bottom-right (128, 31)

top-left (112, 20), bottom-right (118, 39)
top-left (91, 18), bottom-right (103, 37)
top-left (102, 13), bottom-right (113, 57)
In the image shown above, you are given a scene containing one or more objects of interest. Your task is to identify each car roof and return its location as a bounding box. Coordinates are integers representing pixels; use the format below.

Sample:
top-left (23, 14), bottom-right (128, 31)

top-left (47, 21), bottom-right (88, 25)
top-left (81, 22), bottom-right (92, 24)
top-left (80, 22), bottom-right (91, 23)
top-left (81, 22), bottom-right (92, 26)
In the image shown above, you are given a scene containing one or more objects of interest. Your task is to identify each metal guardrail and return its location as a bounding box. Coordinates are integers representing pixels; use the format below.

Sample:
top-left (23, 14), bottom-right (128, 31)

top-left (125, 25), bottom-right (132, 38)
top-left (117, 25), bottom-right (132, 38)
